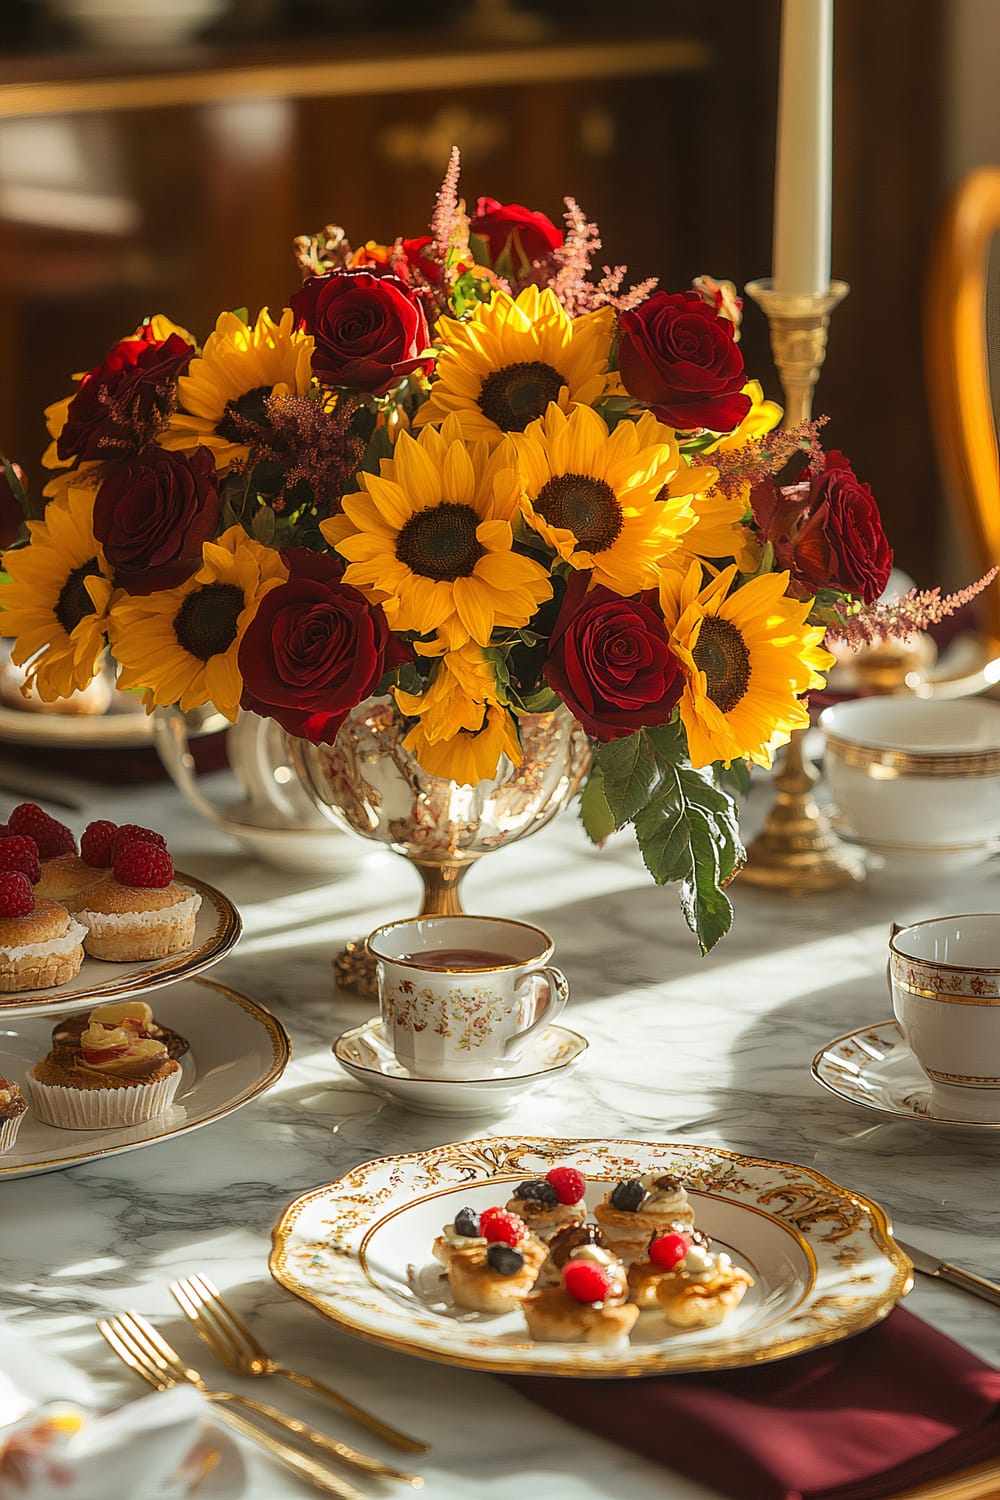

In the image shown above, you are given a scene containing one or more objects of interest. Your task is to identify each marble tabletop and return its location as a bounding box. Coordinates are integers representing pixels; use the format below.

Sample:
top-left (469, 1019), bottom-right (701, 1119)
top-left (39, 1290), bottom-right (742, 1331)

top-left (0, 760), bottom-right (997, 1500)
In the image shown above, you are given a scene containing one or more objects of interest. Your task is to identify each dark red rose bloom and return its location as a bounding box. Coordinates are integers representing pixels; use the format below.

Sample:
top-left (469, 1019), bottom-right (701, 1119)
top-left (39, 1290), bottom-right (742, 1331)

top-left (290, 269), bottom-right (430, 394)
top-left (543, 571), bottom-right (683, 741)
top-left (92, 444), bottom-right (220, 594)
top-left (0, 461), bottom-right (27, 549)
top-left (751, 451), bottom-right (893, 605)
top-left (57, 327), bottom-right (192, 464)
top-left (470, 197), bottom-right (563, 270)
top-left (617, 290), bottom-right (752, 433)
top-left (238, 548), bottom-right (413, 745)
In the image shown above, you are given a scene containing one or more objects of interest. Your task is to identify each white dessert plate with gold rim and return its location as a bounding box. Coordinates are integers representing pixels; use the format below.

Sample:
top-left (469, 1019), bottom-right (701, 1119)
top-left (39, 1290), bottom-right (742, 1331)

top-left (0, 872), bottom-right (241, 1018)
top-left (333, 1018), bottom-right (587, 1115)
top-left (0, 975), bottom-right (290, 1179)
top-left (269, 1136), bottom-right (912, 1377)
top-left (812, 1019), bottom-right (1000, 1132)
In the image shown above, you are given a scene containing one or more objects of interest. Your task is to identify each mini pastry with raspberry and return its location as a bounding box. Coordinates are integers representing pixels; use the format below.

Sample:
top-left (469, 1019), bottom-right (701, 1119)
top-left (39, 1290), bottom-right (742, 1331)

top-left (50, 999), bottom-right (190, 1063)
top-left (594, 1172), bottom-right (696, 1257)
top-left (69, 839), bottom-right (201, 962)
top-left (446, 1208), bottom-right (547, 1312)
top-left (432, 1205), bottom-right (488, 1266)
top-left (538, 1221), bottom-right (613, 1286)
top-left (523, 1256), bottom-right (639, 1345)
top-left (0, 873), bottom-right (86, 992)
top-left (653, 1239), bottom-right (754, 1329)
top-left (627, 1227), bottom-right (710, 1308)
top-left (26, 1002), bottom-right (182, 1129)
top-left (7, 804), bottom-right (95, 903)
top-left (505, 1166), bottom-right (588, 1240)
top-left (0, 1075), bottom-right (28, 1152)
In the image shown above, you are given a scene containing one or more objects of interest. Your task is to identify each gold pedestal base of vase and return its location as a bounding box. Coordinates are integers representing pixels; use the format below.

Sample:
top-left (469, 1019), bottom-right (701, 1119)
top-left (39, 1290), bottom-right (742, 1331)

top-left (740, 728), bottom-right (864, 892)
top-left (334, 858), bottom-right (474, 996)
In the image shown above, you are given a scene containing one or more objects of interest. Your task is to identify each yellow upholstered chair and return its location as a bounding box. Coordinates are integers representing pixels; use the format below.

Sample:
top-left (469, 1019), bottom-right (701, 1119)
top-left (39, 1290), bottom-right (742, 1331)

top-left (925, 167), bottom-right (1000, 648)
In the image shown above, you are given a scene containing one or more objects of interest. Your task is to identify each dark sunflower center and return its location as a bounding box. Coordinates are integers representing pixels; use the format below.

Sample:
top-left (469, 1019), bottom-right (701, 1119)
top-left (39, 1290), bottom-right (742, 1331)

top-left (54, 559), bottom-right (102, 634)
top-left (173, 582), bottom-right (244, 661)
top-left (533, 472), bottom-right (623, 553)
top-left (216, 385), bottom-right (273, 442)
top-left (395, 503), bottom-right (485, 581)
top-left (477, 361), bottom-right (565, 432)
top-left (692, 616), bottom-right (751, 714)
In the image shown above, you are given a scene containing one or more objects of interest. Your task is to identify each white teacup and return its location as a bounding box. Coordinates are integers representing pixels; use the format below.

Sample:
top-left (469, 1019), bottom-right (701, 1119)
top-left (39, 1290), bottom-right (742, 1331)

top-left (889, 913), bottom-right (1000, 1122)
top-left (367, 916), bottom-right (569, 1080)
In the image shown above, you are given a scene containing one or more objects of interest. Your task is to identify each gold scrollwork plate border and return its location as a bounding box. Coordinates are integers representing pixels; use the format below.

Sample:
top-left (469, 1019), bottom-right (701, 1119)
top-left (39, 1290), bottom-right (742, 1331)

top-left (269, 1136), bottom-right (913, 1378)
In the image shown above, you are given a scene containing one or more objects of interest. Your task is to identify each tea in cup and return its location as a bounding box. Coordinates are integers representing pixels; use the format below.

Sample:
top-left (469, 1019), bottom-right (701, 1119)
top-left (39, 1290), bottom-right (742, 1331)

top-left (366, 915), bottom-right (569, 1080)
top-left (889, 913), bottom-right (1000, 1122)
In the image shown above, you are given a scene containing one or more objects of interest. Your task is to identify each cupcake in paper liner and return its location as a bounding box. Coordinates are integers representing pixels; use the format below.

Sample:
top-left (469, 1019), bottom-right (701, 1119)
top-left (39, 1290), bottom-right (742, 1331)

top-left (26, 1002), bottom-right (182, 1130)
top-left (0, 1075), bottom-right (28, 1151)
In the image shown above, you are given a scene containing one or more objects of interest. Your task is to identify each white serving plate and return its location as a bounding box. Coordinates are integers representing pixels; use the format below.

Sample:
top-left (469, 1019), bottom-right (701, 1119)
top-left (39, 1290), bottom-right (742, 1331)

top-left (0, 975), bottom-right (290, 1179)
top-left (0, 873), bottom-right (241, 1018)
top-left (270, 1136), bottom-right (912, 1377)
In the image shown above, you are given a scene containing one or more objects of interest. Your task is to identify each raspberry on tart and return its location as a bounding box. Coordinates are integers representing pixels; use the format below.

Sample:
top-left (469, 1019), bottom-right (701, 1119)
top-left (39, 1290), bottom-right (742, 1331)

top-left (446, 1205), bottom-right (547, 1312)
top-left (0, 876), bottom-right (86, 993)
top-left (523, 1254), bottom-right (638, 1345)
top-left (69, 840), bottom-right (201, 963)
top-left (8, 804), bottom-right (76, 858)
top-left (506, 1169), bottom-right (586, 1240)
top-left (0, 836), bottom-right (41, 886)
top-left (652, 1240), bottom-right (754, 1328)
top-left (79, 820), bottom-right (118, 869)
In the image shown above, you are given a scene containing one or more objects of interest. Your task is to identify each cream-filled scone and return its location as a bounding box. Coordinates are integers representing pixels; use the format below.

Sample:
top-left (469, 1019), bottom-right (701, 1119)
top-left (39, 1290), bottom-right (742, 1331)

top-left (505, 1166), bottom-right (587, 1240)
top-left (627, 1227), bottom-right (710, 1308)
top-left (523, 1256), bottom-right (638, 1345)
top-left (432, 1206), bottom-right (488, 1265)
top-left (70, 838), bottom-right (200, 962)
top-left (446, 1208), bottom-right (546, 1312)
top-left (26, 1003), bottom-right (182, 1129)
top-left (0, 874), bottom-right (86, 992)
top-left (594, 1172), bottom-right (696, 1256)
top-left (0, 1075), bottom-right (27, 1151)
top-left (653, 1240), bottom-right (754, 1329)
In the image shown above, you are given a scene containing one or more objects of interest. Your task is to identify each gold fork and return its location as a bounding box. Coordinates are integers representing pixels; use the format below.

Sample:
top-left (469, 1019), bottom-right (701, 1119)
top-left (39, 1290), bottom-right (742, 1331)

top-left (169, 1272), bottom-right (429, 1454)
top-left (99, 1313), bottom-right (422, 1491)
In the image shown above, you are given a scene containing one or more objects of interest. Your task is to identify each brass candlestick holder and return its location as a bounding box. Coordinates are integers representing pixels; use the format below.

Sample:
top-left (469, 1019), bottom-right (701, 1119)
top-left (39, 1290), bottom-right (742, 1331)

top-left (739, 278), bottom-right (865, 892)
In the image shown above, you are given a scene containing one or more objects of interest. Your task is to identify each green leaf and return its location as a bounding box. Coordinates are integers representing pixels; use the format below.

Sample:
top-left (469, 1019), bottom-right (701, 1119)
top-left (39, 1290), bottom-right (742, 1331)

top-left (252, 506), bottom-right (277, 545)
top-left (596, 728), bottom-right (673, 829)
top-left (579, 768), bottom-right (616, 845)
top-left (0, 455), bottom-right (29, 520)
top-left (716, 758), bottom-right (751, 798)
top-left (360, 422), bottom-right (393, 476)
top-left (229, 306), bottom-right (250, 325)
top-left (513, 683), bottom-right (561, 714)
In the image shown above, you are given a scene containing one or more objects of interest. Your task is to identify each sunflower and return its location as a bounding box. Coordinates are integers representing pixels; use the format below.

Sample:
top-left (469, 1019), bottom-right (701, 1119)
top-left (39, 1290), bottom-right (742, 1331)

top-left (412, 286), bottom-right (614, 445)
top-left (0, 485), bottom-right (113, 701)
top-left (662, 561), bottom-right (834, 769)
top-left (161, 308), bottom-right (314, 470)
top-left (395, 644), bottom-right (522, 785)
top-left (321, 415), bottom-right (551, 654)
top-left (679, 381), bottom-right (783, 570)
top-left (513, 405), bottom-right (704, 594)
top-left (108, 526), bottom-right (287, 721)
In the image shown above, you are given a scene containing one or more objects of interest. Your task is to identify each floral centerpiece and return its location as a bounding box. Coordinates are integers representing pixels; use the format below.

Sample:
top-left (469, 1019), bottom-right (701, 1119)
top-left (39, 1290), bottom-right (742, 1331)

top-left (2, 150), bottom-right (971, 952)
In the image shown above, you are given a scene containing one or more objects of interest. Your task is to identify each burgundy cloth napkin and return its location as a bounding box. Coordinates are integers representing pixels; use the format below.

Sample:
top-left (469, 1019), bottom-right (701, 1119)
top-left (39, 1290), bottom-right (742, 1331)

top-left (507, 1309), bottom-right (1000, 1500)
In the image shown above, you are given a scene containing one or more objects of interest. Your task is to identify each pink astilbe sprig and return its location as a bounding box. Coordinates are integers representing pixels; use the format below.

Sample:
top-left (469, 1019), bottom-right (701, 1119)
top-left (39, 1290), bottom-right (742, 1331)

top-left (545, 198), bottom-right (657, 315)
top-left (825, 569), bottom-right (999, 647)
top-left (709, 418), bottom-right (828, 500)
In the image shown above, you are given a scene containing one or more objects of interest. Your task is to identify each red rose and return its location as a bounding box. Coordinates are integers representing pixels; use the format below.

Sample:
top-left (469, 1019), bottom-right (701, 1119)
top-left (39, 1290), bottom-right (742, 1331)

top-left (58, 327), bottom-right (192, 464)
top-left (617, 290), bottom-right (751, 433)
top-left (398, 236), bottom-right (443, 286)
top-left (543, 571), bottom-right (683, 741)
top-left (470, 198), bottom-right (563, 272)
top-left (752, 452), bottom-right (892, 604)
top-left (238, 548), bottom-right (413, 744)
top-left (290, 269), bottom-right (430, 394)
top-left (92, 445), bottom-right (220, 595)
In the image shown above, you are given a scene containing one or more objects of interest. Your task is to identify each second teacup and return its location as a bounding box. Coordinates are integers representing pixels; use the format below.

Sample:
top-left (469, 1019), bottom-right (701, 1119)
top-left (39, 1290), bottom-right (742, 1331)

top-left (367, 915), bottom-right (569, 1080)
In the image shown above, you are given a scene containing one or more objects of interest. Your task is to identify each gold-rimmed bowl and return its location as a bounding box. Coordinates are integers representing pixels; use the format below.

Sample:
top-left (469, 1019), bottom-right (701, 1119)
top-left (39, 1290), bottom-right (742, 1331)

top-left (819, 698), bottom-right (1000, 866)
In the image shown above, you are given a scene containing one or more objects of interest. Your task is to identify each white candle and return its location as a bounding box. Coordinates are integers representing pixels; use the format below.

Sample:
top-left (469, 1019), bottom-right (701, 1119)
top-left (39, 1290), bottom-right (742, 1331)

top-left (772, 0), bottom-right (833, 294)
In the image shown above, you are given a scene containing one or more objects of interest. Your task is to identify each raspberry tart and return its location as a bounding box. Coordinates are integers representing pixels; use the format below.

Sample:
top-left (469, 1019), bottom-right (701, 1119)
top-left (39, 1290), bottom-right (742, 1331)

top-left (594, 1172), bottom-right (696, 1256)
top-left (446, 1207), bottom-right (547, 1312)
top-left (505, 1165), bottom-right (587, 1240)
top-left (69, 834), bottom-right (201, 962)
top-left (523, 1255), bottom-right (638, 1345)
top-left (0, 872), bottom-right (86, 992)
top-left (627, 1226), bottom-right (711, 1308)
top-left (8, 804), bottom-right (96, 903)
top-left (432, 1205), bottom-right (488, 1266)
top-left (0, 1075), bottom-right (28, 1151)
top-left (652, 1238), bottom-right (754, 1328)
top-left (26, 1001), bottom-right (182, 1129)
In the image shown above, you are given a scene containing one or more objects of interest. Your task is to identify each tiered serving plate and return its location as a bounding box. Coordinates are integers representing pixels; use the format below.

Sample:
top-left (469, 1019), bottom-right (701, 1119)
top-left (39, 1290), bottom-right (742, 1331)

top-left (0, 873), bottom-right (241, 1017)
top-left (0, 976), bottom-right (289, 1179)
top-left (270, 1136), bottom-right (912, 1377)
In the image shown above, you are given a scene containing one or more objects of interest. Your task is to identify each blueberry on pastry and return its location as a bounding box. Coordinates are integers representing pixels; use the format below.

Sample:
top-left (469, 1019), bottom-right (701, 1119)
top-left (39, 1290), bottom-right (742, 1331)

top-left (432, 1205), bottom-right (488, 1265)
top-left (593, 1171), bottom-right (696, 1256)
top-left (506, 1166), bottom-right (587, 1240)
top-left (446, 1208), bottom-right (546, 1313)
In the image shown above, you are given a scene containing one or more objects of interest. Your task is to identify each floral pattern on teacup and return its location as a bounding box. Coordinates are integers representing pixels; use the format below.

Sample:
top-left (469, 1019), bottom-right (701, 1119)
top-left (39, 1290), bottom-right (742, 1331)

top-left (383, 985), bottom-right (518, 1051)
top-left (890, 953), bottom-right (1000, 1003)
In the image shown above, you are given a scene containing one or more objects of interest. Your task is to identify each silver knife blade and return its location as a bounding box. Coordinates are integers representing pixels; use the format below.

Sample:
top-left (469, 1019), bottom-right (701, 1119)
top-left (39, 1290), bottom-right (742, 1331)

top-left (895, 1237), bottom-right (1000, 1307)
